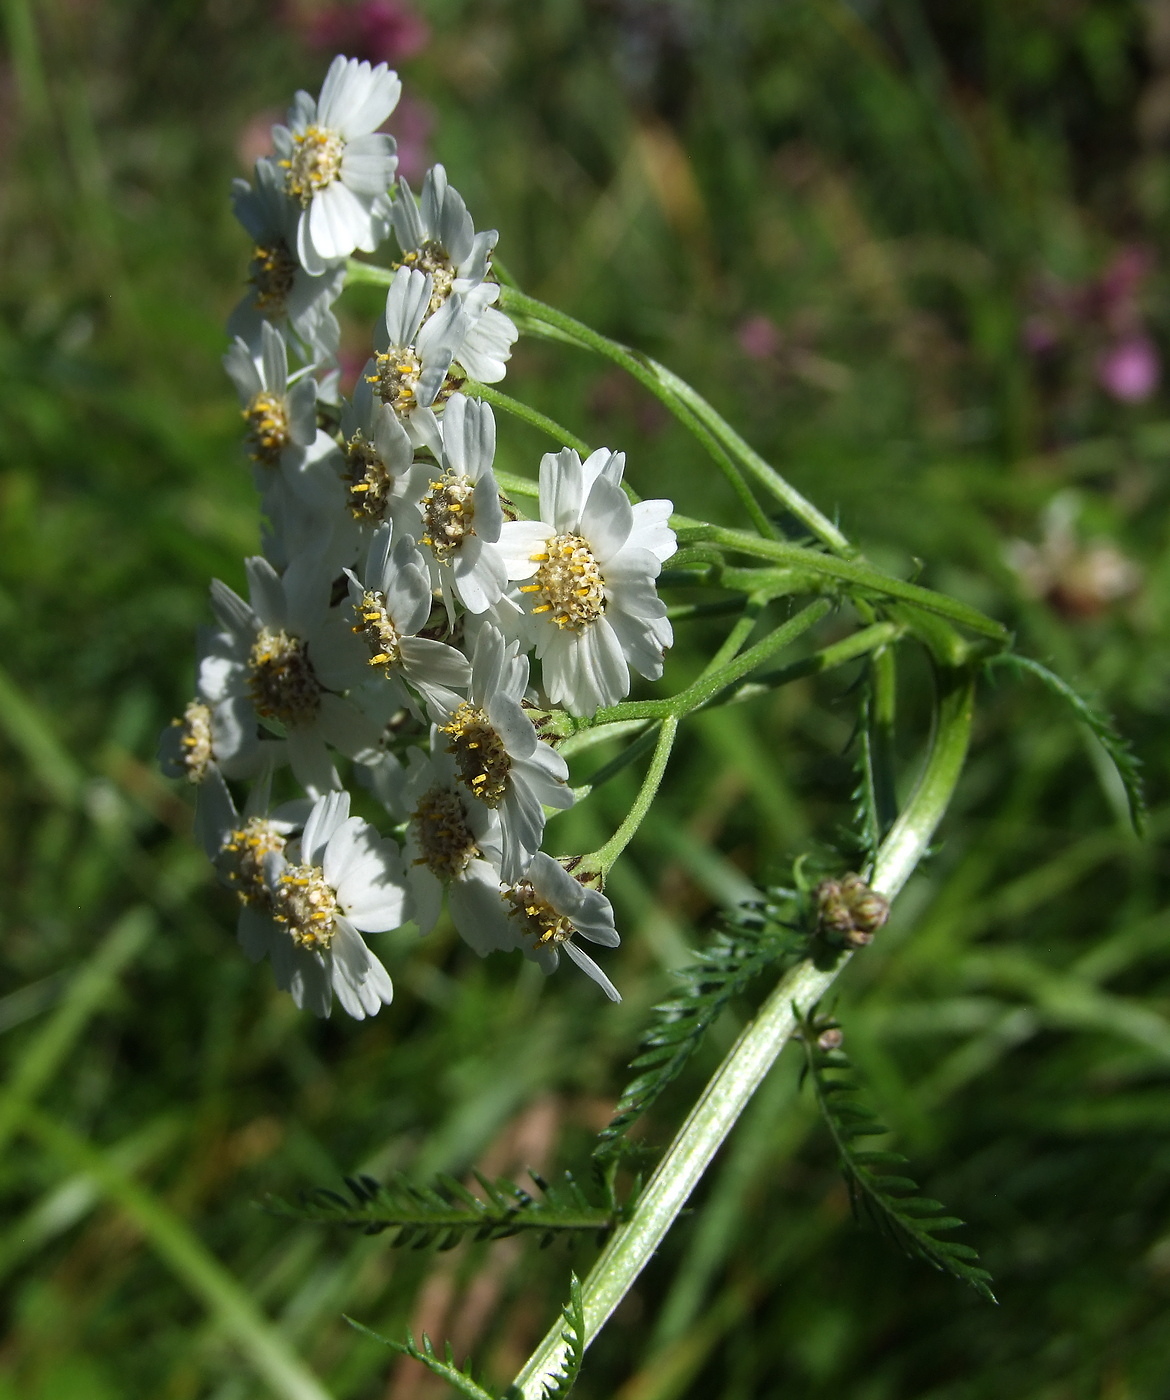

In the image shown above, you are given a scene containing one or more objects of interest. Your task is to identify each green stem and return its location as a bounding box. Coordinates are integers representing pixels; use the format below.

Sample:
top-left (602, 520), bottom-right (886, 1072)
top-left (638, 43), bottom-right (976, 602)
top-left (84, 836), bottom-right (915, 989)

top-left (499, 287), bottom-right (844, 551)
top-left (511, 668), bottom-right (975, 1399)
top-left (19, 1105), bottom-right (333, 1400)
top-left (683, 523), bottom-right (1009, 647)
top-left (461, 379), bottom-right (591, 456)
top-left (590, 599), bottom-right (833, 724)
top-left (732, 620), bottom-right (904, 705)
top-left (591, 714), bottom-right (679, 872)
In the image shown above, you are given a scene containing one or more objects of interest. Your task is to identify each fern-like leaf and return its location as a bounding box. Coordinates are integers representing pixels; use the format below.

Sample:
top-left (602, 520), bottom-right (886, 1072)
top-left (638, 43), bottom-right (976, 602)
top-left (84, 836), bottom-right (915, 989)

top-left (798, 1009), bottom-right (996, 1302)
top-left (595, 891), bottom-right (810, 1159)
top-left (541, 1273), bottom-right (586, 1399)
top-left (267, 1169), bottom-right (616, 1247)
top-left (987, 653), bottom-right (1145, 833)
top-left (345, 1319), bottom-right (500, 1400)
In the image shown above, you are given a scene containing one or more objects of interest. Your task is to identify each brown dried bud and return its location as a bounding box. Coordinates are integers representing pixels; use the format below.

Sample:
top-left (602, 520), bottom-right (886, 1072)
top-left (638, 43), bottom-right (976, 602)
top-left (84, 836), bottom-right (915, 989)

top-left (816, 1026), bottom-right (844, 1051)
top-left (815, 879), bottom-right (854, 934)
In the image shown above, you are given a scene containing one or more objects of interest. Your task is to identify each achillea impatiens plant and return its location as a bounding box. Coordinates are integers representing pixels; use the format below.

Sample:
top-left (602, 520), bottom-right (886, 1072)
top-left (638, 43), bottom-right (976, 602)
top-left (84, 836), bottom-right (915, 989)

top-left (161, 51), bottom-right (1144, 1398)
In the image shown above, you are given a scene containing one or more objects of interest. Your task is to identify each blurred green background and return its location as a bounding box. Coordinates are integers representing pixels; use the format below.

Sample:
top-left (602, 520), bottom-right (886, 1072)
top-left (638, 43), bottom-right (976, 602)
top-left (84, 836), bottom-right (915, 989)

top-left (4, 0), bottom-right (1170, 1395)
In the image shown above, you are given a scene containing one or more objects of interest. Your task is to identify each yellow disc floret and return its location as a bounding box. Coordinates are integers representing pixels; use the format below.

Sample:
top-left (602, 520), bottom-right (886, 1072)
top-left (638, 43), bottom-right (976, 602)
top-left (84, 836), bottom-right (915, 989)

top-left (420, 470), bottom-right (476, 562)
top-left (221, 818), bottom-right (286, 906)
top-left (520, 533), bottom-right (606, 631)
top-left (282, 125), bottom-right (346, 206)
top-left (345, 432), bottom-right (397, 521)
top-left (249, 241), bottom-right (298, 315)
top-left (367, 347), bottom-right (422, 416)
top-left (248, 628), bottom-right (322, 727)
top-left (351, 590), bottom-right (402, 674)
top-left (271, 862), bottom-right (339, 949)
top-left (503, 880), bottom-right (574, 947)
top-left (442, 702), bottom-right (510, 806)
top-left (411, 785), bottom-right (480, 881)
top-left (244, 392), bottom-right (289, 466)
top-left (169, 699), bottom-right (214, 783)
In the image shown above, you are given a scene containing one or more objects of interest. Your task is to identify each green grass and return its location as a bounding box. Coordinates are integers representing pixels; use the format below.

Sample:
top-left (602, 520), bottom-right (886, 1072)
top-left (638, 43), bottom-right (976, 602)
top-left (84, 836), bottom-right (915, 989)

top-left (4, 1), bottom-right (1170, 1396)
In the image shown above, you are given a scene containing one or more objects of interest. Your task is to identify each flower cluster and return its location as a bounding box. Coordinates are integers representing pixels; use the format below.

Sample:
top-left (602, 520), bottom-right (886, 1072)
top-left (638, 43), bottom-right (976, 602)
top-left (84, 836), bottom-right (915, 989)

top-left (162, 56), bottom-right (677, 1017)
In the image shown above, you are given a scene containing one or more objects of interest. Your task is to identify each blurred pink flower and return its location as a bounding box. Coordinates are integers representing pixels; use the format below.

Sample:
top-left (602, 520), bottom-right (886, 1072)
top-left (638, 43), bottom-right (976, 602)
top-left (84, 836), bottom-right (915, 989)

top-left (301, 0), bottom-right (429, 64)
top-left (736, 314), bottom-right (781, 361)
top-left (1096, 334), bottom-right (1160, 403)
top-left (235, 107), bottom-right (281, 171)
top-left (387, 91), bottom-right (433, 185)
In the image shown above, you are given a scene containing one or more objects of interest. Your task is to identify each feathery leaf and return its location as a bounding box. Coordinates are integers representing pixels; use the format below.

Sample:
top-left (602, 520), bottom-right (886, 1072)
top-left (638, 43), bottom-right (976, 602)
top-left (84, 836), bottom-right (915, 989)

top-left (798, 1009), bottom-right (996, 1302)
top-left (595, 889), bottom-right (811, 1159)
top-left (540, 1273), bottom-right (586, 1399)
top-left (344, 1319), bottom-right (501, 1400)
top-left (267, 1170), bottom-right (616, 1247)
top-left (987, 653), bottom-right (1145, 833)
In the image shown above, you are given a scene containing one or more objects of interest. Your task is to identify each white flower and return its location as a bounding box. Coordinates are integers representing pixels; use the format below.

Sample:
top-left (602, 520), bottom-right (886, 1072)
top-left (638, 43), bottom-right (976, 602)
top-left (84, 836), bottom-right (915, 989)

top-left (405, 394), bottom-right (508, 614)
top-left (390, 164), bottom-right (517, 383)
top-left (365, 266), bottom-right (470, 453)
top-left (344, 521), bottom-right (471, 721)
top-left (505, 854), bottom-right (622, 1001)
top-left (272, 55), bottom-right (401, 276)
top-left (438, 622), bottom-right (572, 882)
top-left (194, 763), bottom-right (310, 910)
top-left (497, 448), bottom-right (676, 716)
top-left (200, 555), bottom-right (382, 796)
top-left (457, 852), bottom-right (622, 1000)
top-left (339, 371), bottom-right (418, 529)
top-left (229, 157), bottom-right (345, 362)
top-left (223, 320), bottom-right (317, 471)
top-left (157, 680), bottom-right (277, 788)
top-left (251, 791), bottom-right (405, 1018)
top-left (399, 741), bottom-right (508, 942)
top-left (222, 323), bottom-right (355, 574)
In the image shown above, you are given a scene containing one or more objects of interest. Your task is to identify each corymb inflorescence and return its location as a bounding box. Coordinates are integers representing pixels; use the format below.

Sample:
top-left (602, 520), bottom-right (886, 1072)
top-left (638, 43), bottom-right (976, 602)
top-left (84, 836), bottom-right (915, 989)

top-left (161, 51), bottom-right (678, 1018)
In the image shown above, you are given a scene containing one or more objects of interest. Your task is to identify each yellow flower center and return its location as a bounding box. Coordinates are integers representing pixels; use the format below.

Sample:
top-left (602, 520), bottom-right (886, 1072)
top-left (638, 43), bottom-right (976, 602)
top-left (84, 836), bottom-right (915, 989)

top-left (243, 391), bottom-right (289, 466)
top-left (248, 628), bottom-right (322, 728)
top-left (272, 862), bottom-right (339, 949)
top-left (221, 818), bottom-right (286, 906)
top-left (411, 785), bottom-right (480, 881)
top-left (503, 881), bottom-right (574, 947)
top-left (420, 470), bottom-right (476, 563)
top-left (169, 699), bottom-right (213, 783)
top-left (367, 347), bottom-right (422, 416)
top-left (282, 125), bottom-right (346, 206)
top-left (395, 241), bottom-right (457, 312)
top-left (442, 702), bottom-right (510, 806)
top-left (520, 533), bottom-right (606, 631)
top-left (345, 432), bottom-right (397, 521)
top-left (351, 589), bottom-right (402, 674)
top-left (249, 241), bottom-right (298, 315)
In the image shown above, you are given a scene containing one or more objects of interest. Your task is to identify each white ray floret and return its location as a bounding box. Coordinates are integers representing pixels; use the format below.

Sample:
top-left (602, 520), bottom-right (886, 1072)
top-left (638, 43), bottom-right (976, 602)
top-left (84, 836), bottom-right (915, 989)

top-left (405, 394), bottom-right (508, 614)
top-left (344, 521), bottom-right (471, 722)
top-left (497, 447), bottom-right (676, 717)
top-left (199, 555), bottom-right (381, 797)
top-left (272, 54), bottom-right (401, 276)
top-left (390, 163), bottom-right (517, 383)
top-left (229, 157), bottom-right (346, 361)
top-left (439, 622), bottom-right (572, 882)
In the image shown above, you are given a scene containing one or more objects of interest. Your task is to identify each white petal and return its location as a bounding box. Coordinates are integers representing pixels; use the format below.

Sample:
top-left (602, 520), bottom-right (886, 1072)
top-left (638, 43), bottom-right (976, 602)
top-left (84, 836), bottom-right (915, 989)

top-left (539, 449), bottom-right (585, 533)
top-left (497, 520), bottom-right (554, 580)
top-left (562, 940), bottom-right (621, 1001)
top-left (302, 791), bottom-right (351, 866)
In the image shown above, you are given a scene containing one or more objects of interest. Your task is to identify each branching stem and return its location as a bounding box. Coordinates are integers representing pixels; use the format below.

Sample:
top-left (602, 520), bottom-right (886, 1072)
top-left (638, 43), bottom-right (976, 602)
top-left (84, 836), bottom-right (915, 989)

top-left (512, 668), bottom-right (975, 1398)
